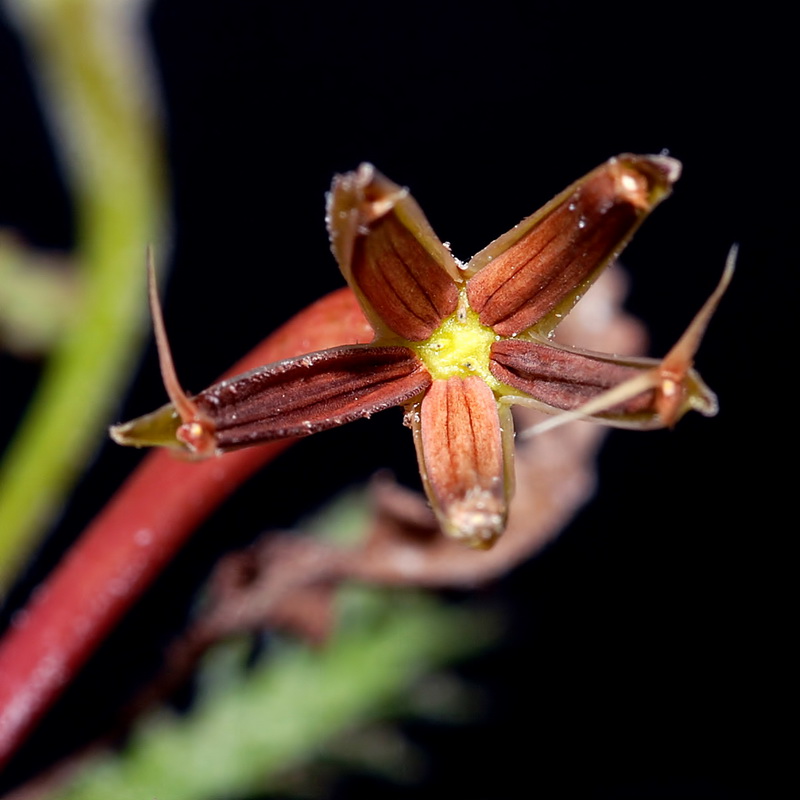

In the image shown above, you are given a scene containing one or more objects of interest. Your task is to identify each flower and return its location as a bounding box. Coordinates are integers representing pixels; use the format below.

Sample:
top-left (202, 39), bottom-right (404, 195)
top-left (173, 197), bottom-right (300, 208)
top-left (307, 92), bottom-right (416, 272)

top-left (111, 155), bottom-right (730, 549)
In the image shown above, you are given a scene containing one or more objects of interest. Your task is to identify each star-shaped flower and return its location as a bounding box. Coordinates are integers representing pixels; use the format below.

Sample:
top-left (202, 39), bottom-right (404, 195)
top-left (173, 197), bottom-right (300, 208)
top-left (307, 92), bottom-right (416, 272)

top-left (111, 155), bottom-right (730, 548)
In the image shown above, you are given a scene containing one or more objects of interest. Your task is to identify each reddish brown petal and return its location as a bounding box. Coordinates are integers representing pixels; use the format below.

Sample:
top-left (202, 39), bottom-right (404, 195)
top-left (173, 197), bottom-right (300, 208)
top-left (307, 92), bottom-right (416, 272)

top-left (113, 346), bottom-right (431, 453)
top-left (414, 376), bottom-right (509, 548)
top-left (491, 339), bottom-right (660, 421)
top-left (193, 345), bottom-right (431, 449)
top-left (466, 155), bottom-right (680, 336)
top-left (327, 164), bottom-right (461, 341)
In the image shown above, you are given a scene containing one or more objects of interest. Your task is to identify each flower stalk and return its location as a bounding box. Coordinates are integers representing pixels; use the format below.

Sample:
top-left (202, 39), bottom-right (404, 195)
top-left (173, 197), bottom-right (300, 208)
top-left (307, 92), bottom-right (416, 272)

top-left (0, 289), bottom-right (375, 771)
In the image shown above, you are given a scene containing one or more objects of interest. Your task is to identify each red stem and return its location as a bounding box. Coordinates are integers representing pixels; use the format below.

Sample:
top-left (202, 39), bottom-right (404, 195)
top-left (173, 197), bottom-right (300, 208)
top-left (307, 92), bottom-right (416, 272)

top-left (0, 288), bottom-right (373, 771)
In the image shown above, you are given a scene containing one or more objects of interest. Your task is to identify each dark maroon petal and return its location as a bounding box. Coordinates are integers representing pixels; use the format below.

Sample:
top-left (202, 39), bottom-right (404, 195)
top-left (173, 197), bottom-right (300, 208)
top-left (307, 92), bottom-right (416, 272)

top-left (466, 155), bottom-right (680, 336)
top-left (491, 339), bottom-right (659, 419)
top-left (192, 345), bottom-right (430, 449)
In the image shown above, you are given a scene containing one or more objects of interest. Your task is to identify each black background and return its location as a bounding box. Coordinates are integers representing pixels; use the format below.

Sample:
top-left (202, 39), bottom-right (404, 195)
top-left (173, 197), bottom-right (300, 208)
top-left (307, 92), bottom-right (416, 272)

top-left (0, 1), bottom-right (794, 797)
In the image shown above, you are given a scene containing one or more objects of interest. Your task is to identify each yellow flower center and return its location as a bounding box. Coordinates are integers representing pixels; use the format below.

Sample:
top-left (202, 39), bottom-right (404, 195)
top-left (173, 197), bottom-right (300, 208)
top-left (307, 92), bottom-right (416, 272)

top-left (410, 289), bottom-right (501, 390)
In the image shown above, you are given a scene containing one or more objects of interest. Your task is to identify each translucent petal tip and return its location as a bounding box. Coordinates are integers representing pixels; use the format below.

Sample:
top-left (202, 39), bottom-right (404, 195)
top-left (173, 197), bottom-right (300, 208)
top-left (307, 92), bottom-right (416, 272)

top-left (109, 403), bottom-right (184, 450)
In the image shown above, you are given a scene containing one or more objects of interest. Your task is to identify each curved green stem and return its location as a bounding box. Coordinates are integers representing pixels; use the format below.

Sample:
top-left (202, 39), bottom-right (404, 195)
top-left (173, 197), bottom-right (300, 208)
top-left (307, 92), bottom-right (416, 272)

top-left (0, 0), bottom-right (167, 590)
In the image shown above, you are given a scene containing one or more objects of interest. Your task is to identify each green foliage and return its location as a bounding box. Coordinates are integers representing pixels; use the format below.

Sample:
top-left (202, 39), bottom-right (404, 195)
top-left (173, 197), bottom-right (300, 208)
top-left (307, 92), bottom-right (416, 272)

top-left (0, 233), bottom-right (78, 356)
top-left (0, 0), bottom-right (167, 588)
top-left (49, 588), bottom-right (498, 800)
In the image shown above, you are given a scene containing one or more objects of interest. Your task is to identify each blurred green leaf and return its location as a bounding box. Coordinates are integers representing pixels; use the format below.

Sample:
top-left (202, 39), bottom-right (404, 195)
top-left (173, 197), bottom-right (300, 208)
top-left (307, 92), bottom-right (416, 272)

top-left (50, 588), bottom-right (498, 800)
top-left (0, 232), bottom-right (79, 356)
top-left (0, 0), bottom-right (168, 588)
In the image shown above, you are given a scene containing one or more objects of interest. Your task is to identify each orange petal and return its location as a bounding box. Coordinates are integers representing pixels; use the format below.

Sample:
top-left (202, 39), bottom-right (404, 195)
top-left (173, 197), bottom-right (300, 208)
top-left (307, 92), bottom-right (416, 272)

top-left (466, 154), bottom-right (680, 336)
top-left (327, 164), bottom-right (461, 341)
top-left (412, 376), bottom-right (510, 548)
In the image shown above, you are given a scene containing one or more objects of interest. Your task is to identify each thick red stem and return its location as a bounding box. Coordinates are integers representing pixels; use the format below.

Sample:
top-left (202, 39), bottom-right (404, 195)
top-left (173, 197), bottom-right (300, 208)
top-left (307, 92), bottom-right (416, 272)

top-left (0, 288), bottom-right (372, 771)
